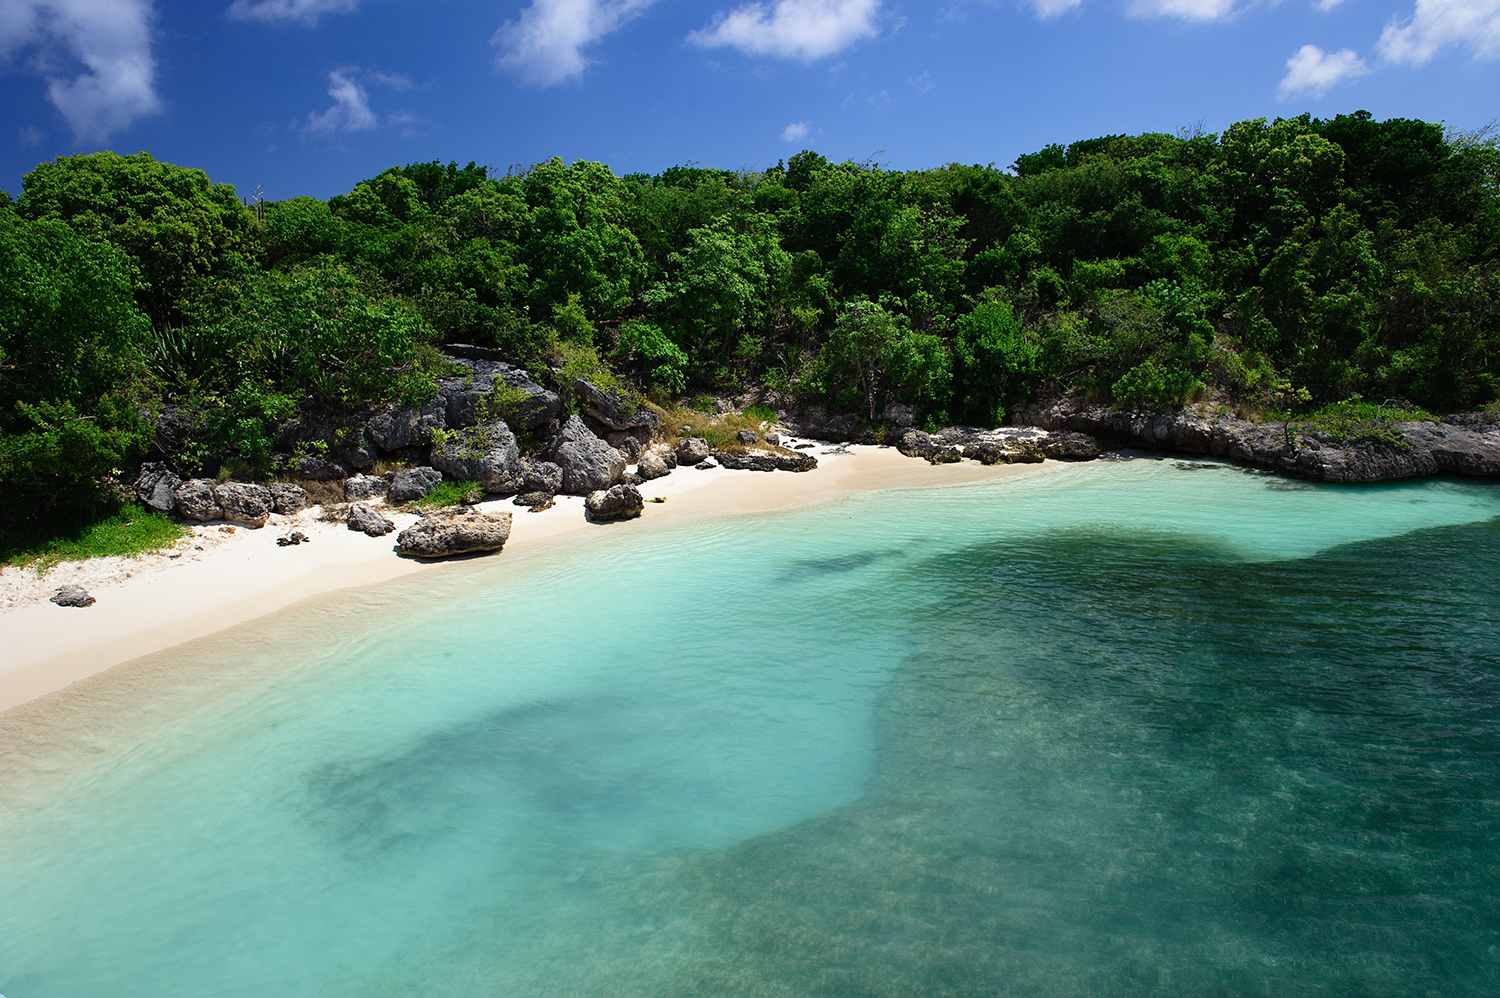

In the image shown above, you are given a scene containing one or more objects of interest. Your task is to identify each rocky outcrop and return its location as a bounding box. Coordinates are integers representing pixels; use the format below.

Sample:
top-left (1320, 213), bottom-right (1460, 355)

top-left (344, 474), bottom-right (387, 501)
top-left (1016, 399), bottom-right (1500, 483)
top-left (967, 439), bottom-right (1044, 465)
top-left (927, 446), bottom-right (964, 465)
top-left (550, 415), bottom-right (627, 495)
top-left (1039, 431), bottom-right (1103, 461)
top-left (713, 450), bottom-right (819, 473)
top-left (585, 484), bottom-right (644, 523)
top-left (897, 430), bottom-right (935, 460)
top-left (439, 359), bottom-right (560, 434)
top-left (173, 479), bottom-right (222, 522)
top-left (367, 399), bottom-right (446, 452)
top-left (397, 508), bottom-right (512, 559)
top-left (290, 455), bottom-right (349, 481)
top-left (431, 420), bottom-right (522, 495)
top-left (736, 429), bottom-right (759, 445)
top-left (268, 483), bottom-right (307, 515)
top-left (51, 585), bottom-right (95, 608)
top-left (788, 405), bottom-right (866, 444)
top-left (347, 503), bottom-right (395, 537)
top-left (519, 458), bottom-right (563, 496)
top-left (134, 463), bottom-right (182, 515)
top-left (514, 490), bottom-right (555, 508)
top-left (388, 467), bottom-right (443, 504)
top-left (675, 437), bottom-right (711, 466)
top-left (636, 449), bottom-right (672, 482)
top-left (214, 483), bottom-right (274, 528)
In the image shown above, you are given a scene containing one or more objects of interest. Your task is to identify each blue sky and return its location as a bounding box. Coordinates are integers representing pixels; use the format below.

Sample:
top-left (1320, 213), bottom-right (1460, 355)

top-left (2, 0), bottom-right (1497, 200)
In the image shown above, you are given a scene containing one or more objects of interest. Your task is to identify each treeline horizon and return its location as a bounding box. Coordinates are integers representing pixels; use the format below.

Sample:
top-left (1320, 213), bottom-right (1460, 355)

top-left (3, 109), bottom-right (1498, 538)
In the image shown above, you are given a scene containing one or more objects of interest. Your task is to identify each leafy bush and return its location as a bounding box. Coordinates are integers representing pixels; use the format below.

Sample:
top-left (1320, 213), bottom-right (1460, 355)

top-left (1110, 359), bottom-right (1203, 411)
top-left (612, 320), bottom-right (689, 397)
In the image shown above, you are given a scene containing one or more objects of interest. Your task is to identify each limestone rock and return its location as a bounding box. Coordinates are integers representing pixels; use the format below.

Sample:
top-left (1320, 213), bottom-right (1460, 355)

top-left (214, 483), bottom-right (274, 528)
top-left (388, 467), bottom-right (444, 505)
top-left (51, 585), bottom-right (95, 608)
top-left (550, 415), bottom-right (627, 495)
top-left (675, 437), bottom-right (711, 466)
top-left (268, 483), bottom-right (307, 515)
top-left (431, 420), bottom-right (522, 495)
top-left (134, 463), bottom-right (182, 515)
top-left (347, 502), bottom-right (395, 537)
top-left (343, 474), bottom-right (388, 501)
top-left (585, 485), bottom-right (644, 523)
top-left (397, 507), bottom-right (512, 559)
top-left (636, 450), bottom-right (671, 482)
top-left (173, 479), bottom-right (222, 522)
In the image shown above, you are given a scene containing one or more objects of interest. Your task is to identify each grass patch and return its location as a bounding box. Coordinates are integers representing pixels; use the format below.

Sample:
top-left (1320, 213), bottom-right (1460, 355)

top-left (412, 480), bottom-right (483, 510)
top-left (2, 504), bottom-right (187, 573)
top-left (1483, 400), bottom-right (1500, 417)
top-left (1275, 398), bottom-right (1436, 449)
top-left (663, 407), bottom-right (792, 455)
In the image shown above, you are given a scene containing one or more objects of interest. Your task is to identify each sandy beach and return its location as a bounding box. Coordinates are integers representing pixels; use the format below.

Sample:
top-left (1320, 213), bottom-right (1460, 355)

top-left (0, 444), bottom-right (1054, 713)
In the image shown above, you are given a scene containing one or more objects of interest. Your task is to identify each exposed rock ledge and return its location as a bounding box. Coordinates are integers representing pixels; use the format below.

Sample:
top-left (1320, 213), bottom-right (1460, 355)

top-left (1015, 400), bottom-right (1500, 483)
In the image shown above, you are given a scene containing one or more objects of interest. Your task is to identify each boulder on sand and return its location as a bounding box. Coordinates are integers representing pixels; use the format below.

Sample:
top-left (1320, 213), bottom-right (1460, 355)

top-left (268, 482), bottom-right (308, 515)
top-left (675, 437), bottom-right (711, 466)
top-left (636, 449), bottom-right (672, 482)
top-left (519, 458), bottom-right (563, 496)
top-left (388, 467), bottom-right (444, 504)
top-left (51, 585), bottom-right (96, 608)
top-left (134, 463), bottom-right (182, 515)
top-left (214, 483), bottom-right (275, 528)
top-left (343, 474), bottom-right (388, 501)
top-left (397, 508), bottom-right (512, 559)
top-left (347, 502), bottom-right (395, 537)
top-left (584, 485), bottom-right (644, 523)
top-left (174, 479), bottom-right (222, 522)
top-left (551, 416), bottom-right (627, 495)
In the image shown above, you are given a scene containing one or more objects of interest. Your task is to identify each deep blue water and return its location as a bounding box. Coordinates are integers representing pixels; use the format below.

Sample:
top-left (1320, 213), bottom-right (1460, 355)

top-left (2, 458), bottom-right (1498, 995)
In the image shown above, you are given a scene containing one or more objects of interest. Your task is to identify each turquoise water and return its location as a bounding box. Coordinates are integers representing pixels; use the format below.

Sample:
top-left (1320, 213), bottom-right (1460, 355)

top-left (2, 458), bottom-right (1499, 996)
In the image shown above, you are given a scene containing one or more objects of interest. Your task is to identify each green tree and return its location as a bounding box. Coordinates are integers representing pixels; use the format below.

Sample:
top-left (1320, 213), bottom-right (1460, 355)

top-left (953, 299), bottom-right (1041, 423)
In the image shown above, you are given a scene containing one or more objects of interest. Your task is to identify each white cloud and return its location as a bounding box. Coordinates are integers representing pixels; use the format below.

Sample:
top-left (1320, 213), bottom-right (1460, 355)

top-left (1378, 0), bottom-right (1500, 65)
top-left (493, 0), bottom-right (656, 86)
top-left (1128, 0), bottom-right (1236, 21)
top-left (1314, 0), bottom-right (1343, 10)
top-left (0, 0), bottom-right (161, 144)
top-left (690, 0), bottom-right (882, 61)
top-left (782, 120), bottom-right (812, 141)
top-left (1278, 43), bottom-right (1369, 97)
top-left (227, 0), bottom-right (358, 25)
top-left (303, 66), bottom-right (407, 134)
top-left (1031, 0), bottom-right (1083, 17)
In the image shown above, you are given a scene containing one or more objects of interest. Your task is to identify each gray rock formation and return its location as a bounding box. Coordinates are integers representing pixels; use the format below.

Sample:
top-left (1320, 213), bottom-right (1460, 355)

top-left (713, 450), bottom-right (819, 473)
top-left (675, 437), bottom-right (711, 466)
top-left (736, 429), bottom-right (759, 445)
top-left (1017, 399), bottom-right (1500, 483)
top-left (431, 420), bottom-right (522, 495)
top-left (367, 399), bottom-right (446, 452)
top-left (519, 458), bottom-right (563, 496)
top-left (267, 483), bottom-right (307, 515)
top-left (439, 359), bottom-right (560, 433)
top-left (897, 430), bottom-right (935, 459)
top-left (347, 503), bottom-right (395, 537)
top-left (1038, 431), bottom-right (1103, 461)
top-left (636, 449), bottom-right (671, 482)
top-left (585, 484), bottom-right (644, 523)
top-left (173, 479), bottom-right (222, 522)
top-left (344, 474), bottom-right (388, 501)
top-left (388, 467), bottom-right (444, 504)
top-left (214, 483), bottom-right (274, 528)
top-left (513, 491), bottom-right (555, 508)
top-left (51, 585), bottom-right (95, 608)
top-left (134, 463), bottom-right (182, 515)
top-left (397, 508), bottom-right (512, 558)
top-left (550, 415), bottom-right (627, 495)
top-left (927, 446), bottom-right (964, 465)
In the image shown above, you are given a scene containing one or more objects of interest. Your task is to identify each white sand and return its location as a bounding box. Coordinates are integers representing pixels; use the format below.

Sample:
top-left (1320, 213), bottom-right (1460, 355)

top-left (0, 444), bottom-right (1054, 713)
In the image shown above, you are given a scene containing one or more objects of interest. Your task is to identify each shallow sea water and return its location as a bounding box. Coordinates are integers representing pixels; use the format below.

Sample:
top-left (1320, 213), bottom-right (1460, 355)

top-left (1, 458), bottom-right (1498, 996)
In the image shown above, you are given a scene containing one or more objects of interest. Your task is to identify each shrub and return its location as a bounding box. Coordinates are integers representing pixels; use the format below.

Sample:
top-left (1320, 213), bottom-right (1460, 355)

top-left (1110, 359), bottom-right (1202, 411)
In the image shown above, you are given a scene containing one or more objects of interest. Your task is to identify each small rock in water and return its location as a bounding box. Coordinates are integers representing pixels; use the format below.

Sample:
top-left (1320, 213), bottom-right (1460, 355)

top-left (51, 585), bottom-right (95, 608)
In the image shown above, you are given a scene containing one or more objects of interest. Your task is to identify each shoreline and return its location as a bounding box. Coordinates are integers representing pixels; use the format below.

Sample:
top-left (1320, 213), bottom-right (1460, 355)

top-left (0, 444), bottom-right (1058, 715)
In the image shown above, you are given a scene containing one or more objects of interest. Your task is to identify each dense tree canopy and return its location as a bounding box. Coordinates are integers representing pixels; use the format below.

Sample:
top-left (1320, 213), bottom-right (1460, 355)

top-left (2, 111), bottom-right (1498, 538)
